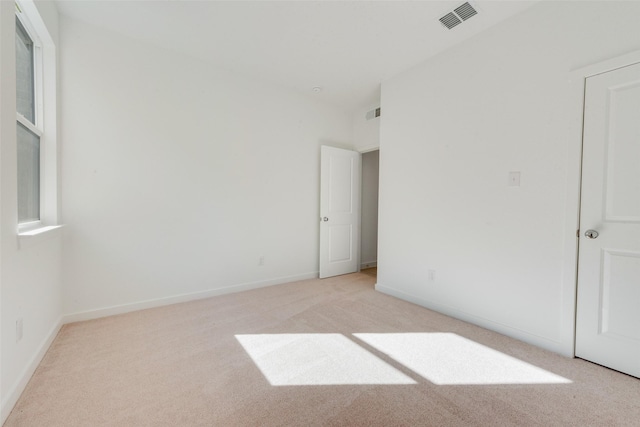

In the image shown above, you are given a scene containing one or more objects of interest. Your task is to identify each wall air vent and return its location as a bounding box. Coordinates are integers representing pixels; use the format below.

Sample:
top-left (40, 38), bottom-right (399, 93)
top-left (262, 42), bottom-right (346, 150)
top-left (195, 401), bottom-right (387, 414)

top-left (365, 107), bottom-right (381, 121)
top-left (439, 2), bottom-right (478, 30)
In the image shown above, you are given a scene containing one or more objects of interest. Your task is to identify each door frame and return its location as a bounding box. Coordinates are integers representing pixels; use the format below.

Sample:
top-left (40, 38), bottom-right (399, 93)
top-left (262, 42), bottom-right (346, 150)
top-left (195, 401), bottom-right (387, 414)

top-left (566, 49), bottom-right (640, 357)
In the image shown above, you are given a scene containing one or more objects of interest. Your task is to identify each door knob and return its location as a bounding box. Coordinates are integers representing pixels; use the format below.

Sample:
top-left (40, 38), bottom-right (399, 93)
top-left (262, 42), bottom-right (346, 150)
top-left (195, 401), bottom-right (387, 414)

top-left (323, 217), bottom-right (329, 222)
top-left (584, 229), bottom-right (599, 239)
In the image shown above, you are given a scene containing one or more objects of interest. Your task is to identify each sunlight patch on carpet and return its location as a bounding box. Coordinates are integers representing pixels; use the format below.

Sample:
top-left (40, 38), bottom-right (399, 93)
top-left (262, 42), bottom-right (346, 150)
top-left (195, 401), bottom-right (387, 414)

top-left (353, 333), bottom-right (572, 385)
top-left (235, 334), bottom-right (417, 386)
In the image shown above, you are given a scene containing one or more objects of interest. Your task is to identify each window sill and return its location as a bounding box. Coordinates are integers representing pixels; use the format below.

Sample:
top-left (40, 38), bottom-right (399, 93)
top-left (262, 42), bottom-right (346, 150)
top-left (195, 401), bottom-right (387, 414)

top-left (18, 225), bottom-right (63, 249)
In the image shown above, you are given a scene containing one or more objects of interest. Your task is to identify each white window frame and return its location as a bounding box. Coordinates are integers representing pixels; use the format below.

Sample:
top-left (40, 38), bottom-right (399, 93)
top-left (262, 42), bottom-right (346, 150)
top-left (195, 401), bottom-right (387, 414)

top-left (15, 0), bottom-right (59, 237)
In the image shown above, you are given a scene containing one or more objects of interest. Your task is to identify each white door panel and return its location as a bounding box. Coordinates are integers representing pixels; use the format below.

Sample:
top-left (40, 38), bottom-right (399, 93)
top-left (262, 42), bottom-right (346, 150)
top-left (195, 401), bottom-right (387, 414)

top-left (576, 62), bottom-right (640, 378)
top-left (329, 224), bottom-right (353, 263)
top-left (319, 146), bottom-right (360, 278)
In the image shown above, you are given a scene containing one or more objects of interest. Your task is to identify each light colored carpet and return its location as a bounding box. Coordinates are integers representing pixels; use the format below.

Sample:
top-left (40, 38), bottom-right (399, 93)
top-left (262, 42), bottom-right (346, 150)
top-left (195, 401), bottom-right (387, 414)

top-left (5, 272), bottom-right (640, 426)
top-left (360, 267), bottom-right (377, 278)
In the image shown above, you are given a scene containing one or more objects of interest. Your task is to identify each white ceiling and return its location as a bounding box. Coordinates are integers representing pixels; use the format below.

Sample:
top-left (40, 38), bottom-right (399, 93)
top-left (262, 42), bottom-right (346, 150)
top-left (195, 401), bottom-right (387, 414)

top-left (55, 0), bottom-right (537, 114)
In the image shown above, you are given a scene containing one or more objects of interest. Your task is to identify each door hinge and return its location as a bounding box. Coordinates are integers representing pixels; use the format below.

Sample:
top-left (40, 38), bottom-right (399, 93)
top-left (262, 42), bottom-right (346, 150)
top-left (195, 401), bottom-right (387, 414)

top-left (576, 229), bottom-right (580, 238)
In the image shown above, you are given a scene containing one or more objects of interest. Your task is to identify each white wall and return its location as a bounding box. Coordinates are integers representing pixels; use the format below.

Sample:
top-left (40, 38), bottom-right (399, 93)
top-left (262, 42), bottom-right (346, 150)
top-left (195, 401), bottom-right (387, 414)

top-left (60, 17), bottom-right (352, 319)
top-left (377, 1), bottom-right (640, 356)
top-left (361, 150), bottom-right (379, 268)
top-left (1, 1), bottom-right (63, 420)
top-left (353, 104), bottom-right (380, 153)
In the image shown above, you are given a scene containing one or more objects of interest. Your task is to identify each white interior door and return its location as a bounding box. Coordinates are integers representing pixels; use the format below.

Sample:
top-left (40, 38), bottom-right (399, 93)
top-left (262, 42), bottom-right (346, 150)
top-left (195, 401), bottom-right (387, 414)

top-left (576, 61), bottom-right (640, 378)
top-left (319, 146), bottom-right (361, 279)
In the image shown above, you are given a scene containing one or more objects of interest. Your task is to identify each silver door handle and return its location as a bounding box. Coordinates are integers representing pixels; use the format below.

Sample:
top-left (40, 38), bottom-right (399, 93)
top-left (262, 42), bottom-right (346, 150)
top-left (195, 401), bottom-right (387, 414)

top-left (584, 229), bottom-right (599, 239)
top-left (323, 217), bottom-right (329, 222)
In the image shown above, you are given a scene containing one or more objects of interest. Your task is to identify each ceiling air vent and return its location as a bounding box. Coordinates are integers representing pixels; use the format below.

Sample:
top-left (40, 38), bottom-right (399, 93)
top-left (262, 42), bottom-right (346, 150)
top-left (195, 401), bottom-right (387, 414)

top-left (439, 12), bottom-right (462, 30)
top-left (454, 2), bottom-right (478, 21)
top-left (439, 2), bottom-right (478, 30)
top-left (365, 107), bottom-right (381, 121)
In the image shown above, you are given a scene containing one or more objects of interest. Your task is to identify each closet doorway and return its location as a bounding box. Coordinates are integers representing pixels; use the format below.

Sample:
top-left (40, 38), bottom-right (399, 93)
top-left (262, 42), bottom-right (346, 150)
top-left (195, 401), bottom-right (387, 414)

top-left (361, 149), bottom-right (379, 276)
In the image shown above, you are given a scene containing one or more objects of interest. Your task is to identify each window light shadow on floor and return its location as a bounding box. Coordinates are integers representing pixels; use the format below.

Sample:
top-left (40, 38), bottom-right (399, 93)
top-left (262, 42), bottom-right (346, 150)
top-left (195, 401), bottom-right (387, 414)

top-left (354, 333), bottom-right (572, 385)
top-left (236, 333), bottom-right (571, 387)
top-left (235, 334), bottom-right (416, 385)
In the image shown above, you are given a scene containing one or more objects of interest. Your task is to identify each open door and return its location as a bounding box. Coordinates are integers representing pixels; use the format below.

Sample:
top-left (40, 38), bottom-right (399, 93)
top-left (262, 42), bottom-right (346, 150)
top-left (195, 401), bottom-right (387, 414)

top-left (319, 146), bottom-right (361, 278)
top-left (575, 61), bottom-right (640, 378)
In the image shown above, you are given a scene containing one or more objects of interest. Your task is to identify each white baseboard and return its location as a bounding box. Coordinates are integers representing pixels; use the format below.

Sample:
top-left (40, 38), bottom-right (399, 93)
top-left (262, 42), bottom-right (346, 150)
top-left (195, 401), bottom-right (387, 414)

top-left (63, 271), bottom-right (319, 324)
top-left (1, 317), bottom-right (63, 424)
top-left (375, 283), bottom-right (571, 357)
top-left (360, 261), bottom-right (377, 269)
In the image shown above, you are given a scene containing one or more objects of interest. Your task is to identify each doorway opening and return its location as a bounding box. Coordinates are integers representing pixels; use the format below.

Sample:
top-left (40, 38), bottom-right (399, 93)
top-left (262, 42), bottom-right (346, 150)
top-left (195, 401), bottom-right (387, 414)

top-left (361, 149), bottom-right (379, 278)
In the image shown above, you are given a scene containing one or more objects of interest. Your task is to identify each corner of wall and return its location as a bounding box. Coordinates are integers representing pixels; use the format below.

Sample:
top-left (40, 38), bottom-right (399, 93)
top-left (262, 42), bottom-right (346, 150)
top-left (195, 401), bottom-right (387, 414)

top-left (1, 317), bottom-right (62, 424)
top-left (353, 104), bottom-right (380, 153)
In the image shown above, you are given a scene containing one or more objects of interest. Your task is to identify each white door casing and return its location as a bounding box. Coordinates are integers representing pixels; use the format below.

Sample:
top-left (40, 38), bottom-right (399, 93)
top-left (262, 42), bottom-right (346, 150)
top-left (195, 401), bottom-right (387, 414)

top-left (575, 61), bottom-right (640, 378)
top-left (319, 146), bottom-right (361, 279)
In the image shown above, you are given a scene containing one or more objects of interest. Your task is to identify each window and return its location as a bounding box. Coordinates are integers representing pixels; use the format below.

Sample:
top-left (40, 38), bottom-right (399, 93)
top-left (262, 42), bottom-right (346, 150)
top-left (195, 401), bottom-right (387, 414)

top-left (16, 13), bottom-right (42, 225)
top-left (16, 18), bottom-right (35, 122)
top-left (15, 0), bottom-right (58, 235)
top-left (17, 121), bottom-right (40, 223)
